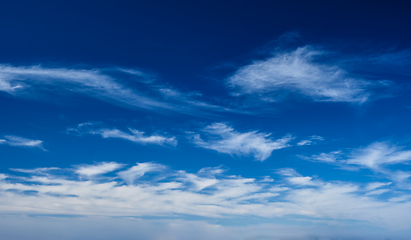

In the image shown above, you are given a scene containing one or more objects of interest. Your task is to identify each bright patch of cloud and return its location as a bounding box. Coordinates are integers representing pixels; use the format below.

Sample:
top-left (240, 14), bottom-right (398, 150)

top-left (191, 123), bottom-right (292, 161)
top-left (1, 162), bottom-right (411, 230)
top-left (76, 162), bottom-right (125, 177)
top-left (67, 122), bottom-right (177, 147)
top-left (0, 135), bottom-right (45, 150)
top-left (228, 46), bottom-right (386, 103)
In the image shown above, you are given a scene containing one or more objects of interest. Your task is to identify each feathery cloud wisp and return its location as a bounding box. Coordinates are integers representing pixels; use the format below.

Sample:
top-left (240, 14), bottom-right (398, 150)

top-left (67, 122), bottom-right (177, 147)
top-left (0, 65), bottom-right (231, 114)
top-left (228, 46), bottom-right (386, 103)
top-left (297, 135), bottom-right (324, 146)
top-left (0, 135), bottom-right (45, 150)
top-left (301, 142), bottom-right (411, 185)
top-left (191, 123), bottom-right (292, 161)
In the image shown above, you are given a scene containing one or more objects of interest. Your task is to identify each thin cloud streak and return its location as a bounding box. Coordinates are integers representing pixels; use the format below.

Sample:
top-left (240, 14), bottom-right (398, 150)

top-left (0, 135), bottom-right (46, 151)
top-left (67, 122), bottom-right (177, 147)
top-left (0, 64), bottom-right (232, 115)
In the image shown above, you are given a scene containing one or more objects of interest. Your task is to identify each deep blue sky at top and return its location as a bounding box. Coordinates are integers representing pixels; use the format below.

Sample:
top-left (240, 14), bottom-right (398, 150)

top-left (1, 0), bottom-right (411, 181)
top-left (1, 0), bottom-right (410, 71)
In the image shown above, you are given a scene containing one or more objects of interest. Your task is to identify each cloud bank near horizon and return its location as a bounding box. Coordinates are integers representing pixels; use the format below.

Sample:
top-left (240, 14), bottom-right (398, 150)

top-left (1, 161), bottom-right (411, 231)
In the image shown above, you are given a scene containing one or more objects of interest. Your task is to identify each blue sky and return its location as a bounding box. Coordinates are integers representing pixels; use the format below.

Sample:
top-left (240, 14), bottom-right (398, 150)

top-left (1, 1), bottom-right (411, 239)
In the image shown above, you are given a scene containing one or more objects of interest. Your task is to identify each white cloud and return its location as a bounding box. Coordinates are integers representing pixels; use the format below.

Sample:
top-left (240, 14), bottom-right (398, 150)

top-left (277, 168), bottom-right (321, 186)
top-left (0, 135), bottom-right (45, 150)
top-left (0, 65), bottom-right (170, 109)
top-left (67, 123), bottom-right (177, 147)
top-left (365, 182), bottom-right (391, 191)
top-left (0, 65), bottom-right (229, 114)
top-left (97, 128), bottom-right (177, 146)
top-left (191, 123), bottom-right (292, 161)
top-left (347, 142), bottom-right (411, 170)
top-left (302, 142), bottom-right (411, 170)
top-left (228, 46), bottom-right (382, 103)
top-left (388, 170), bottom-right (411, 185)
top-left (297, 135), bottom-right (324, 146)
top-left (365, 189), bottom-right (390, 195)
top-left (1, 162), bottom-right (411, 231)
top-left (76, 162), bottom-right (124, 177)
top-left (299, 151), bottom-right (342, 163)
top-left (117, 162), bottom-right (165, 184)
top-left (301, 142), bottom-right (411, 185)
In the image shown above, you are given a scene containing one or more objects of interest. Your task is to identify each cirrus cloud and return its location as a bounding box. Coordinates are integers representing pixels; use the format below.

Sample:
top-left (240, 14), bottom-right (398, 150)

top-left (190, 123), bottom-right (293, 161)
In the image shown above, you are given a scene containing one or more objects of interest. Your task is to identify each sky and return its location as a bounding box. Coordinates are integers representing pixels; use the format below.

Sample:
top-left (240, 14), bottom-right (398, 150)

top-left (1, 0), bottom-right (411, 239)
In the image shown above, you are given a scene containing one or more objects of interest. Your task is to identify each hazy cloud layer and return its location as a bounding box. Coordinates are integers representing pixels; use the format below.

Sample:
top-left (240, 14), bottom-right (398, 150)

top-left (191, 123), bottom-right (292, 161)
top-left (0, 215), bottom-right (407, 240)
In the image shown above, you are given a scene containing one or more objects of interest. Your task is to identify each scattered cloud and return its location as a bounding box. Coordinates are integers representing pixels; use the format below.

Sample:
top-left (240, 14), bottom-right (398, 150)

top-left (0, 135), bottom-right (46, 151)
top-left (1, 162), bottom-right (411, 230)
top-left (297, 135), bottom-right (324, 146)
top-left (227, 46), bottom-right (388, 103)
top-left (191, 123), bottom-right (292, 161)
top-left (67, 122), bottom-right (177, 147)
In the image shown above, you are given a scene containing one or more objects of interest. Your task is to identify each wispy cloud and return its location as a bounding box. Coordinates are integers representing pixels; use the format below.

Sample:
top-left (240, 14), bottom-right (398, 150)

top-left (67, 122), bottom-right (177, 147)
top-left (117, 162), bottom-right (165, 184)
top-left (1, 162), bottom-right (411, 230)
top-left (347, 142), bottom-right (411, 171)
top-left (0, 135), bottom-right (46, 151)
top-left (0, 65), bottom-right (230, 114)
top-left (75, 162), bottom-right (125, 178)
top-left (191, 123), bottom-right (292, 161)
top-left (299, 150), bottom-right (342, 163)
top-left (227, 46), bottom-right (388, 103)
top-left (297, 135), bottom-right (324, 146)
top-left (301, 141), bottom-right (411, 185)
